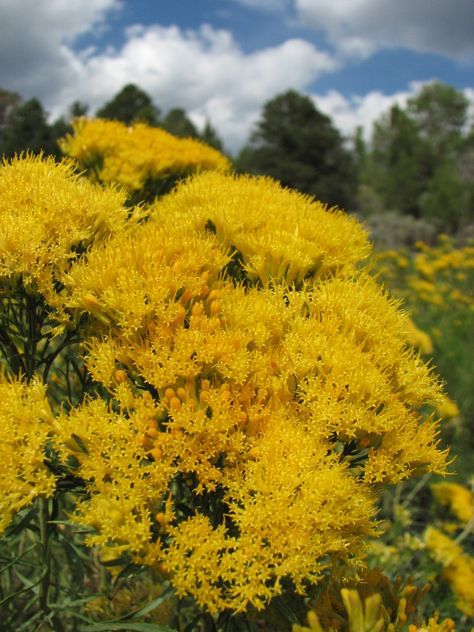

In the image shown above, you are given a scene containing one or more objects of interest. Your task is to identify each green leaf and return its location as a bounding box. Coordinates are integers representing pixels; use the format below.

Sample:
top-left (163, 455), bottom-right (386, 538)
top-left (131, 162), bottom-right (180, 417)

top-left (4, 506), bottom-right (37, 536)
top-left (0, 543), bottom-right (39, 575)
top-left (126, 587), bottom-right (174, 620)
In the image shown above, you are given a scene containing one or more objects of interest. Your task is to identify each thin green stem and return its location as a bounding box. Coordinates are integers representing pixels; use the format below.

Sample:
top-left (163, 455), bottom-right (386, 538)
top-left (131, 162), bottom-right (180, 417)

top-left (39, 497), bottom-right (51, 617)
top-left (454, 511), bottom-right (474, 545)
top-left (401, 472), bottom-right (431, 507)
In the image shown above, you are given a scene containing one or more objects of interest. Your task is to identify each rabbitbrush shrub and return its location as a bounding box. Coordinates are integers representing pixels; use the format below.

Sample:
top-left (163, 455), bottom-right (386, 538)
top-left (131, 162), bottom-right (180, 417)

top-left (0, 124), bottom-right (456, 630)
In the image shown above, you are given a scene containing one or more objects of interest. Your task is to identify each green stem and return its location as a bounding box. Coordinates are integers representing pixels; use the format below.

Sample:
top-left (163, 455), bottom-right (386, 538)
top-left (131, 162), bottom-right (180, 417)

top-left (25, 292), bottom-right (39, 380)
top-left (39, 496), bottom-right (51, 617)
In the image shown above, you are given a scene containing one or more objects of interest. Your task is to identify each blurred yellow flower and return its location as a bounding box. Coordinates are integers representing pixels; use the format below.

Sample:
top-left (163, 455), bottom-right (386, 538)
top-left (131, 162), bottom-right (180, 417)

top-left (425, 527), bottom-right (474, 617)
top-left (60, 117), bottom-right (231, 193)
top-left (404, 316), bottom-right (434, 355)
top-left (431, 482), bottom-right (473, 524)
top-left (435, 397), bottom-right (460, 420)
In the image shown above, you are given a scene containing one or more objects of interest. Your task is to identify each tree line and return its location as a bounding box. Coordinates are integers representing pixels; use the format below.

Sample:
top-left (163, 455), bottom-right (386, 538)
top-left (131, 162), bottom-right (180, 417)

top-left (1, 81), bottom-right (473, 236)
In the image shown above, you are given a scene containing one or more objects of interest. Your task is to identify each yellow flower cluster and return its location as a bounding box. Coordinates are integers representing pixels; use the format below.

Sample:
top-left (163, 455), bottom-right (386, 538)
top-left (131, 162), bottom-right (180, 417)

top-left (0, 375), bottom-right (55, 534)
top-left (431, 482), bottom-right (473, 524)
top-left (59, 117), bottom-right (231, 193)
top-left (0, 154), bottom-right (129, 308)
top-left (151, 172), bottom-right (372, 285)
top-left (375, 238), bottom-right (474, 313)
top-left (52, 171), bottom-right (449, 612)
top-left (295, 572), bottom-right (456, 632)
top-left (404, 316), bottom-right (434, 355)
top-left (425, 527), bottom-right (474, 617)
top-left (53, 397), bottom-right (175, 556)
top-left (0, 151), bottom-right (451, 616)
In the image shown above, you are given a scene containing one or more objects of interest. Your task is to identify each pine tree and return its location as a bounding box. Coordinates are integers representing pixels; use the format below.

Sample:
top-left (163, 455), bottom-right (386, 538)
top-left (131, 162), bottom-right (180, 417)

top-left (237, 90), bottom-right (356, 209)
top-left (96, 84), bottom-right (159, 126)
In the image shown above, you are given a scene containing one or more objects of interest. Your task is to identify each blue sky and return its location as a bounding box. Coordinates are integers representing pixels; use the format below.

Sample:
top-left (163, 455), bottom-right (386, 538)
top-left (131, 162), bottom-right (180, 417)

top-left (1, 0), bottom-right (473, 154)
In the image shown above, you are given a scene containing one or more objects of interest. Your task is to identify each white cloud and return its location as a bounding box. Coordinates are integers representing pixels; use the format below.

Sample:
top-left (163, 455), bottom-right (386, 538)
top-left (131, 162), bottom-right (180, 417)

top-left (1, 0), bottom-right (472, 155)
top-left (311, 82), bottom-right (474, 145)
top-left (311, 87), bottom-right (413, 142)
top-left (0, 0), bottom-right (338, 154)
top-left (295, 0), bottom-right (474, 61)
top-left (75, 24), bottom-right (337, 152)
top-left (0, 0), bottom-right (121, 95)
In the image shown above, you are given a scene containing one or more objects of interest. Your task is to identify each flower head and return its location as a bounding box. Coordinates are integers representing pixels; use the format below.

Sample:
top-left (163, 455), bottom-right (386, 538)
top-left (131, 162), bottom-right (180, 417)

top-left (151, 172), bottom-right (371, 286)
top-left (0, 375), bottom-right (55, 534)
top-left (60, 118), bottom-right (231, 193)
top-left (0, 154), bottom-right (128, 307)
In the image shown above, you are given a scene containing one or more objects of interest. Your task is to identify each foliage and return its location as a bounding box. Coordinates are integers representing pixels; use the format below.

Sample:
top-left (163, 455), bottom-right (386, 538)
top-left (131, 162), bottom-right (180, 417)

top-left (360, 234), bottom-right (474, 625)
top-left (369, 105), bottom-right (425, 217)
top-left (358, 475), bottom-right (474, 631)
top-left (237, 90), bottom-right (356, 210)
top-left (407, 83), bottom-right (469, 154)
top-left (201, 120), bottom-right (224, 151)
top-left (96, 84), bottom-right (160, 126)
top-left (0, 87), bottom-right (21, 128)
top-left (161, 107), bottom-right (199, 138)
top-left (418, 160), bottom-right (471, 231)
top-left (0, 97), bottom-right (65, 160)
top-left (0, 127), bottom-right (454, 629)
top-left (357, 82), bottom-right (474, 232)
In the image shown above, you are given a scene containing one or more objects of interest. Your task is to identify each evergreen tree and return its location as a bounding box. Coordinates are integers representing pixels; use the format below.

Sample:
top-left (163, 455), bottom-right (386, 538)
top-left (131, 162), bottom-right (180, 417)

top-left (201, 120), bottom-right (224, 151)
top-left (363, 82), bottom-right (472, 231)
top-left (419, 158), bottom-right (470, 231)
top-left (96, 84), bottom-right (159, 126)
top-left (0, 98), bottom-right (62, 159)
top-left (161, 107), bottom-right (198, 138)
top-left (407, 81), bottom-right (469, 155)
top-left (370, 105), bottom-right (425, 216)
top-left (237, 90), bottom-right (356, 209)
top-left (68, 100), bottom-right (89, 119)
top-left (0, 87), bottom-right (21, 129)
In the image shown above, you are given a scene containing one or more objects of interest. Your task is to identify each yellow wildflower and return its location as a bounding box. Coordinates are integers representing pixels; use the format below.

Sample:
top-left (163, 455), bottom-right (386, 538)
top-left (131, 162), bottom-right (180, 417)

top-left (0, 154), bottom-right (128, 308)
top-left (0, 375), bottom-right (56, 534)
top-left (150, 171), bottom-right (372, 285)
top-left (53, 172), bottom-right (448, 613)
top-left (162, 416), bottom-right (376, 613)
top-left (60, 117), bottom-right (231, 193)
top-left (407, 616), bottom-right (456, 631)
top-left (53, 397), bottom-right (176, 557)
top-left (404, 316), bottom-right (433, 355)
top-left (431, 482), bottom-right (473, 524)
top-left (435, 396), bottom-right (460, 419)
top-left (425, 527), bottom-right (474, 617)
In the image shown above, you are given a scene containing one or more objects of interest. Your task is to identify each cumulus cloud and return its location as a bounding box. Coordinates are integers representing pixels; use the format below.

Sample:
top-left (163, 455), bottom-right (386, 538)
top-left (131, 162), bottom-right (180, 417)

top-left (311, 83), bottom-right (474, 146)
top-left (0, 0), bottom-right (121, 96)
top-left (77, 24), bottom-right (338, 152)
top-left (311, 86), bottom-right (415, 142)
top-left (295, 0), bottom-right (474, 61)
top-left (1, 0), bottom-right (472, 154)
top-left (0, 0), bottom-right (338, 153)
